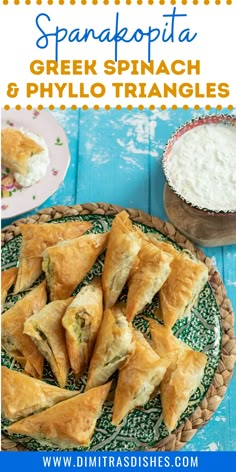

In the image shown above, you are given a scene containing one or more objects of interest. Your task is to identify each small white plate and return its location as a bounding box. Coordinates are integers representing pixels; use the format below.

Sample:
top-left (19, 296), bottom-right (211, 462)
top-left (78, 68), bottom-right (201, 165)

top-left (1, 109), bottom-right (70, 219)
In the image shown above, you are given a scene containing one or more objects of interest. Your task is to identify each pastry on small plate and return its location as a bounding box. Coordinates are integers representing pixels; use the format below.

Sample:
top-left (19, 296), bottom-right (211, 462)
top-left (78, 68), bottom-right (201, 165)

top-left (2, 366), bottom-right (77, 422)
top-left (8, 382), bottom-right (111, 448)
top-left (43, 232), bottom-right (109, 301)
top-left (1, 281), bottom-right (47, 379)
top-left (149, 320), bottom-right (207, 433)
top-left (112, 330), bottom-right (170, 426)
top-left (1, 127), bottom-right (46, 178)
top-left (62, 278), bottom-right (103, 376)
top-left (102, 211), bottom-right (142, 309)
top-left (1, 267), bottom-right (18, 308)
top-left (24, 298), bottom-right (72, 387)
top-left (14, 221), bottom-right (92, 293)
top-left (86, 303), bottom-right (134, 391)
top-left (126, 240), bottom-right (173, 321)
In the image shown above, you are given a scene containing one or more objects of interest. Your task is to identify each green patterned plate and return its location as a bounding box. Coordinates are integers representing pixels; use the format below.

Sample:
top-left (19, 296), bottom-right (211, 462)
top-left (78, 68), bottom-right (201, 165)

top-left (1, 214), bottom-right (222, 451)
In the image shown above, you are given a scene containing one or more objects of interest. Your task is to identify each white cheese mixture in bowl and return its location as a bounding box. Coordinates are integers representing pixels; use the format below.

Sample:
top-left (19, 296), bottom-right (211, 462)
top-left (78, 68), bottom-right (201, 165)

top-left (13, 128), bottom-right (50, 187)
top-left (163, 116), bottom-right (236, 213)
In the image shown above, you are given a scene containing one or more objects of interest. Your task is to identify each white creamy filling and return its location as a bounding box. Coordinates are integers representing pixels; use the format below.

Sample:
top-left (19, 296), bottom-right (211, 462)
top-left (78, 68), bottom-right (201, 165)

top-left (165, 123), bottom-right (236, 211)
top-left (13, 128), bottom-right (50, 187)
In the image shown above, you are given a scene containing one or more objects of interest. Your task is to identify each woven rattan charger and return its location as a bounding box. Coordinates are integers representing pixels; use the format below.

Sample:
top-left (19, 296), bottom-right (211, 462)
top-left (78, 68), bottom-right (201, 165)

top-left (1, 203), bottom-right (236, 452)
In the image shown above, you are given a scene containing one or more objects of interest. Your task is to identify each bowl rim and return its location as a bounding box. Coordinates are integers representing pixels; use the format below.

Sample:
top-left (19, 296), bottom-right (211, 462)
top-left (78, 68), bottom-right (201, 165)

top-left (162, 113), bottom-right (236, 215)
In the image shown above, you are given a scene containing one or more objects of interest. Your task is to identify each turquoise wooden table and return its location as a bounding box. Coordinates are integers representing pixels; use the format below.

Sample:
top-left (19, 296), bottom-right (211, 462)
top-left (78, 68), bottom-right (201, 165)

top-left (1, 107), bottom-right (235, 451)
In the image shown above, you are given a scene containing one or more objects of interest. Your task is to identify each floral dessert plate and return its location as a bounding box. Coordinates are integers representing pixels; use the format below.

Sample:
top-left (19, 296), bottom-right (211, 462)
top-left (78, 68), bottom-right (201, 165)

top-left (1, 214), bottom-right (222, 452)
top-left (1, 109), bottom-right (70, 219)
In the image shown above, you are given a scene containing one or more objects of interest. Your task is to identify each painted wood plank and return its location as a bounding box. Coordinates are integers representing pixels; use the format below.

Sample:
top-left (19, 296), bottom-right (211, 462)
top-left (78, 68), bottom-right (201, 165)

top-left (223, 245), bottom-right (236, 316)
top-left (184, 374), bottom-right (236, 451)
top-left (76, 109), bottom-right (150, 212)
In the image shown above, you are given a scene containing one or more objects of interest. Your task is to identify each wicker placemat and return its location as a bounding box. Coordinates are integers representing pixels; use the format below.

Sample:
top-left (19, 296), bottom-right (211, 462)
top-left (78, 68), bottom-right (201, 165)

top-left (1, 202), bottom-right (236, 452)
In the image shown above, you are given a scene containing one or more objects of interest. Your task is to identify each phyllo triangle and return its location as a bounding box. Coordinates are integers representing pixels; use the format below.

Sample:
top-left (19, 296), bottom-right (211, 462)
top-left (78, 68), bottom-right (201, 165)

top-left (112, 330), bottom-right (170, 426)
top-left (159, 252), bottom-right (208, 329)
top-left (24, 298), bottom-right (72, 387)
top-left (14, 220), bottom-right (92, 293)
top-left (1, 127), bottom-right (43, 174)
top-left (102, 211), bottom-right (142, 309)
top-left (2, 366), bottom-right (77, 422)
top-left (1, 281), bottom-right (47, 379)
top-left (42, 232), bottom-right (109, 301)
top-left (160, 349), bottom-right (207, 433)
top-left (86, 303), bottom-right (134, 391)
top-left (126, 240), bottom-right (173, 321)
top-left (7, 382), bottom-right (111, 448)
top-left (149, 320), bottom-right (207, 433)
top-left (62, 278), bottom-right (103, 376)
